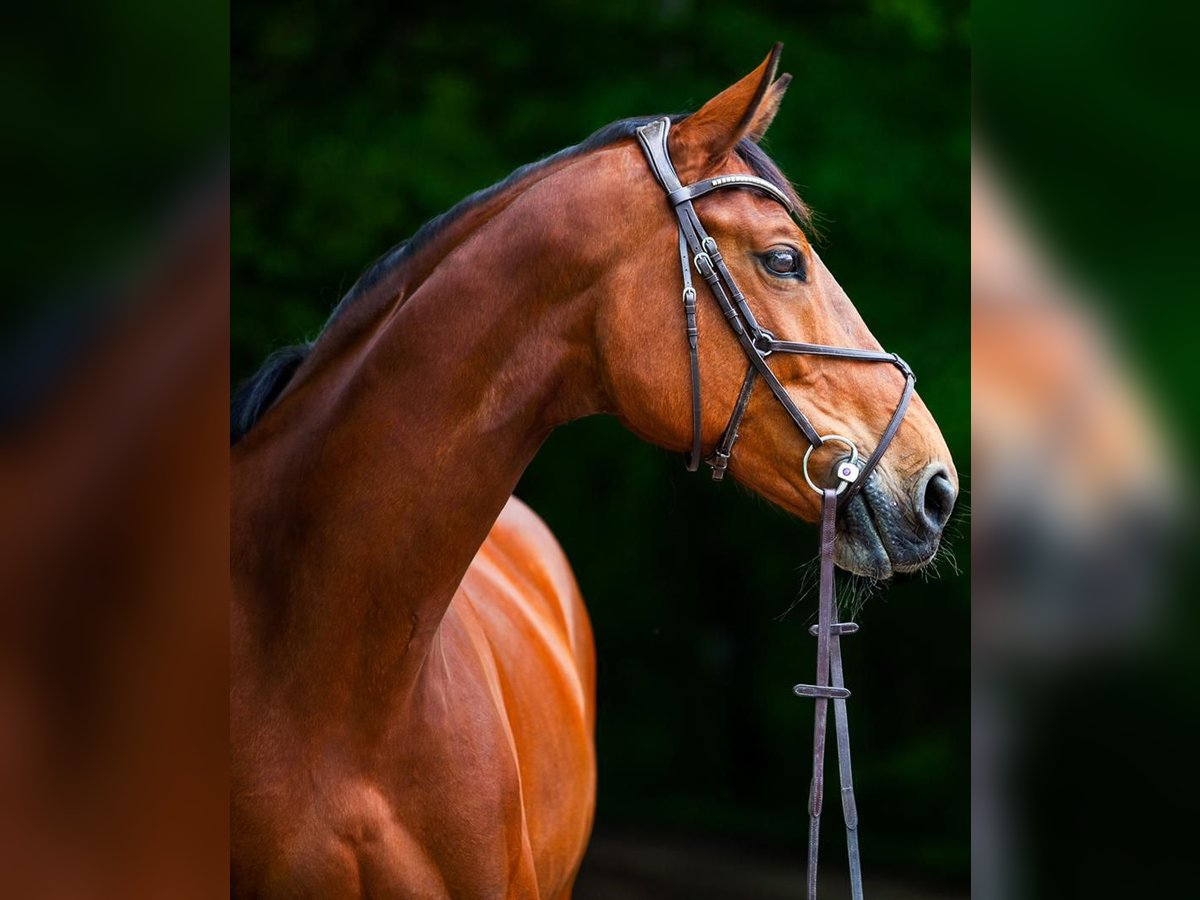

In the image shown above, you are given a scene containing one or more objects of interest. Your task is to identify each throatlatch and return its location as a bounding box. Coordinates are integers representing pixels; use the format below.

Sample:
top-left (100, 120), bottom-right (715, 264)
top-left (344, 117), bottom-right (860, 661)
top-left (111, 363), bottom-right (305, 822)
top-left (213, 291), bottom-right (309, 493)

top-left (636, 116), bottom-right (917, 899)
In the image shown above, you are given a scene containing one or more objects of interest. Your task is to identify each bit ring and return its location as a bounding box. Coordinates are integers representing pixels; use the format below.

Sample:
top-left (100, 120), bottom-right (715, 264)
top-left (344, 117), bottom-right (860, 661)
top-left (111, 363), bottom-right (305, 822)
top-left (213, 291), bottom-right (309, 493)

top-left (802, 435), bottom-right (861, 496)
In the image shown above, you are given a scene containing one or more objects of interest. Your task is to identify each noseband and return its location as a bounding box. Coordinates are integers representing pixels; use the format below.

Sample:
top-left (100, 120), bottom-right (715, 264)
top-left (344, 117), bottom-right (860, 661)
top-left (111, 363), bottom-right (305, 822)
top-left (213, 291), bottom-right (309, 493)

top-left (636, 117), bottom-right (916, 899)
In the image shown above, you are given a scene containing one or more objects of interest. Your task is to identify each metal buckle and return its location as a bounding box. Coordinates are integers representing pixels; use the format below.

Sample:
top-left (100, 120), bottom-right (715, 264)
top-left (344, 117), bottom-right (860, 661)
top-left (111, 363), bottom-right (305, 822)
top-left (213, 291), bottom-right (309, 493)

top-left (693, 252), bottom-right (714, 278)
top-left (707, 448), bottom-right (731, 481)
top-left (802, 435), bottom-right (861, 496)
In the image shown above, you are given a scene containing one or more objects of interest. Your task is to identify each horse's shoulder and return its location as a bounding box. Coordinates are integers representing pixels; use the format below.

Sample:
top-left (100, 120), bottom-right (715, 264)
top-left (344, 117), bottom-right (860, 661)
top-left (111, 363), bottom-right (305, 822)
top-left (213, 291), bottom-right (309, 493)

top-left (463, 496), bottom-right (594, 685)
top-left (490, 495), bottom-right (565, 560)
top-left (480, 496), bottom-right (578, 601)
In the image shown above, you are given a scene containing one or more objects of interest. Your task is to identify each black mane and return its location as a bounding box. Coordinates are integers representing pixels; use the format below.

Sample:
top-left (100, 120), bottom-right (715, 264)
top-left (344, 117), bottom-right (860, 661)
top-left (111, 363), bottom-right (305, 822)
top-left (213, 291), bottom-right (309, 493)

top-left (231, 115), bottom-right (807, 444)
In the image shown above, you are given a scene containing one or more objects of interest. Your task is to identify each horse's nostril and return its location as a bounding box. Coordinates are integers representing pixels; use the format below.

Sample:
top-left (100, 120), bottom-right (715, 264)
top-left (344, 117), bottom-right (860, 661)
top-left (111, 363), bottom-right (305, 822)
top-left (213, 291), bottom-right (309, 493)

top-left (919, 468), bottom-right (957, 533)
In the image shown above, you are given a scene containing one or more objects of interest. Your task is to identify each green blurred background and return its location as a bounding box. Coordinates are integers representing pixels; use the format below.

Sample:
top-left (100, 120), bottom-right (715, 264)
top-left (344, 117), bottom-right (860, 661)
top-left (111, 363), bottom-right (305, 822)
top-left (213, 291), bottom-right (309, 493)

top-left (233, 0), bottom-right (969, 892)
top-left (974, 3), bottom-right (1199, 898)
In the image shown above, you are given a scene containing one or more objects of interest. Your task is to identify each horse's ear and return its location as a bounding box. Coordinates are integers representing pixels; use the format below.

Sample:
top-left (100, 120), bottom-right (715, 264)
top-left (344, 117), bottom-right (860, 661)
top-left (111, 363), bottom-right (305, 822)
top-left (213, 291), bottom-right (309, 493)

top-left (671, 43), bottom-right (791, 174)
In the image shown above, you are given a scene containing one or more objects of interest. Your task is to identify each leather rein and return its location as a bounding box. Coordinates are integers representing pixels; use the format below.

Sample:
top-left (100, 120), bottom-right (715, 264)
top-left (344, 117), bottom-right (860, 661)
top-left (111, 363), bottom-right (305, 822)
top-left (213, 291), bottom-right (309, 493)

top-left (636, 117), bottom-right (916, 899)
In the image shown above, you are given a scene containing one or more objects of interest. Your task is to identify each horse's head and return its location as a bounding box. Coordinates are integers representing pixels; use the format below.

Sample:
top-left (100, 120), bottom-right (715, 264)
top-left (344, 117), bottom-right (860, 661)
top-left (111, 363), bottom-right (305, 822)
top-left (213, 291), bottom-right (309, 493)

top-left (588, 47), bottom-right (957, 578)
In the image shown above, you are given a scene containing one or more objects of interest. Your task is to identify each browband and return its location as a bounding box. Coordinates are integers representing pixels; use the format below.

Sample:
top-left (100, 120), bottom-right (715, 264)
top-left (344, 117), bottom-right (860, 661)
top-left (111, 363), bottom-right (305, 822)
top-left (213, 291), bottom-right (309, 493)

top-left (668, 175), bottom-right (795, 211)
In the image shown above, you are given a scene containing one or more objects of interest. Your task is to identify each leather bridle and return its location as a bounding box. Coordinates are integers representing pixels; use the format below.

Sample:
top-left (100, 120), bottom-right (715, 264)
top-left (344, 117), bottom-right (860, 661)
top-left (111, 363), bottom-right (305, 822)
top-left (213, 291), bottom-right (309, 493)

top-left (635, 118), bottom-right (914, 502)
top-left (636, 116), bottom-right (916, 899)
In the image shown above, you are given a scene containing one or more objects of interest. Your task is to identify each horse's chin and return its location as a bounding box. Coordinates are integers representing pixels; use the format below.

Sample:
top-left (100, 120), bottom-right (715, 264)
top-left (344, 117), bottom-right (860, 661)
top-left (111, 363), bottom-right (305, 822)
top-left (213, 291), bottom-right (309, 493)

top-left (835, 486), bottom-right (940, 580)
top-left (836, 494), bottom-right (894, 579)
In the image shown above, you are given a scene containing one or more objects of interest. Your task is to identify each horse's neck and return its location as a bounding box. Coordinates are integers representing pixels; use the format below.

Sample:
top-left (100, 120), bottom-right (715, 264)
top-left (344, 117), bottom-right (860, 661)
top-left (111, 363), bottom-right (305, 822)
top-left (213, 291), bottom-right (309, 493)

top-left (232, 232), bottom-right (602, 717)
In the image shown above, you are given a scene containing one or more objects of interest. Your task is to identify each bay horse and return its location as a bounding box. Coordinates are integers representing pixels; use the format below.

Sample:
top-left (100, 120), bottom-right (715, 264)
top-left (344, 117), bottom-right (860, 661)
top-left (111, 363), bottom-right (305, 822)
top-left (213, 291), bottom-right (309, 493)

top-left (231, 47), bottom-right (958, 898)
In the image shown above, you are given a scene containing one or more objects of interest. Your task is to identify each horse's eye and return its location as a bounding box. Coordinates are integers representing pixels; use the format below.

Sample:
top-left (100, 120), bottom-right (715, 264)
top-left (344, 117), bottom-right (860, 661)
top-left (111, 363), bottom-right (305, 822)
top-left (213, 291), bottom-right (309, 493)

top-left (762, 247), bottom-right (804, 279)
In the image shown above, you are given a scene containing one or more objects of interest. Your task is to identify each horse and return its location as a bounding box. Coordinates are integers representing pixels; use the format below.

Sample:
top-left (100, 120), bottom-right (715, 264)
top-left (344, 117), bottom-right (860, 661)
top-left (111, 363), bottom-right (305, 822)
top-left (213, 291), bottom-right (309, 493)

top-left (231, 47), bottom-right (958, 898)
